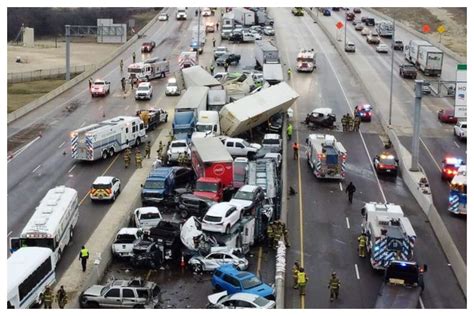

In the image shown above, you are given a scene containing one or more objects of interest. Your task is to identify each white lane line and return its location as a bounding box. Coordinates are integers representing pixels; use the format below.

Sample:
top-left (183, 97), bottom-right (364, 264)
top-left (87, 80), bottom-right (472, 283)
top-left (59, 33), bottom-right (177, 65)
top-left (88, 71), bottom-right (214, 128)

top-left (453, 141), bottom-right (460, 148)
top-left (32, 165), bottom-right (41, 173)
top-left (68, 164), bottom-right (76, 174)
top-left (99, 105), bottom-right (103, 110)
top-left (419, 297), bottom-right (425, 309)
top-left (339, 182), bottom-right (343, 191)
top-left (8, 136), bottom-right (41, 163)
top-left (303, 17), bottom-right (387, 203)
top-left (80, 121), bottom-right (86, 127)
top-left (58, 141), bottom-right (65, 149)
top-left (346, 217), bottom-right (350, 229)
top-left (125, 105), bottom-right (130, 111)
top-left (7, 231), bottom-right (12, 237)
top-left (420, 138), bottom-right (442, 172)
top-left (354, 264), bottom-right (360, 280)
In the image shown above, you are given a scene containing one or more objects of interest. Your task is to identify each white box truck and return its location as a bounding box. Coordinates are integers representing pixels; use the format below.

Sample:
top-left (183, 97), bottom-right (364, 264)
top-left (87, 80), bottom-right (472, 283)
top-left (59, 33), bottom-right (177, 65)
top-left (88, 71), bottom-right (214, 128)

top-left (192, 111), bottom-right (221, 140)
top-left (417, 46), bottom-right (444, 76)
top-left (233, 8), bottom-right (255, 26)
top-left (405, 40), bottom-right (431, 64)
top-left (255, 40), bottom-right (280, 70)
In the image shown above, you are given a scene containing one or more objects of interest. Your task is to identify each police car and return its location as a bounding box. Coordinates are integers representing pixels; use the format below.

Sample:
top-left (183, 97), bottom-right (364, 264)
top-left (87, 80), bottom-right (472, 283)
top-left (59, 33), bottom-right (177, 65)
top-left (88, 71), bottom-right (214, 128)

top-left (354, 104), bottom-right (373, 122)
top-left (441, 157), bottom-right (464, 181)
top-left (373, 152), bottom-right (399, 175)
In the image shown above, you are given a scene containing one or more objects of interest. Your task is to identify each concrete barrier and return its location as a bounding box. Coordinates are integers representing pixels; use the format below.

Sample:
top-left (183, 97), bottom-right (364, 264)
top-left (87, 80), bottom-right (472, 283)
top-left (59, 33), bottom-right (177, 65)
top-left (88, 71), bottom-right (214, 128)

top-left (7, 12), bottom-right (161, 124)
top-left (364, 8), bottom-right (466, 64)
top-left (306, 8), bottom-right (466, 296)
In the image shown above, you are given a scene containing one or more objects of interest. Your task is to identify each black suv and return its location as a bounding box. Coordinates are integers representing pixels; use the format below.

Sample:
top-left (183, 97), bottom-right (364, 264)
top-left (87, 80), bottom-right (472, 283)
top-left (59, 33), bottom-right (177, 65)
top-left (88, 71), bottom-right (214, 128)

top-left (216, 53), bottom-right (241, 66)
top-left (178, 193), bottom-right (216, 219)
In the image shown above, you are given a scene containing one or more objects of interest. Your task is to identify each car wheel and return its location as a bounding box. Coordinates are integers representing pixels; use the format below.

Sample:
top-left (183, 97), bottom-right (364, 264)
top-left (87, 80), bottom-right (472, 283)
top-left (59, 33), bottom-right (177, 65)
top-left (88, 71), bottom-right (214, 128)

top-left (180, 209), bottom-right (189, 219)
top-left (193, 263), bottom-right (203, 273)
top-left (165, 115), bottom-right (168, 123)
top-left (69, 227), bottom-right (74, 242)
top-left (102, 150), bottom-right (108, 160)
top-left (112, 194), bottom-right (116, 202)
top-left (133, 304), bottom-right (145, 309)
top-left (225, 225), bottom-right (231, 234)
top-left (109, 148), bottom-right (115, 157)
top-left (86, 301), bottom-right (99, 309)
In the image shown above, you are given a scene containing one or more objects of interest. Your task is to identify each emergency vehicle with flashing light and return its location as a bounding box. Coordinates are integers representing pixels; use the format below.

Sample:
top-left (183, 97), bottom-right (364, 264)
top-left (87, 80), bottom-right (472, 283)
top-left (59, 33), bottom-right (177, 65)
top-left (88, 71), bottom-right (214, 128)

top-left (90, 176), bottom-right (121, 202)
top-left (441, 157), bottom-right (464, 181)
top-left (448, 165), bottom-right (467, 215)
top-left (354, 104), bottom-right (373, 122)
top-left (373, 152), bottom-right (399, 175)
top-left (296, 49), bottom-right (316, 72)
top-left (306, 134), bottom-right (347, 180)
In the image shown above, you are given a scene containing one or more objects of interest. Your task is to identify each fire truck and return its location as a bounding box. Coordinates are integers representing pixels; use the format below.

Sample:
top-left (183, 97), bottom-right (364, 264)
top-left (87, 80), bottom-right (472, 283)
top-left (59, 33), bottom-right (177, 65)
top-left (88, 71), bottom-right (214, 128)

top-left (306, 134), bottom-right (347, 180)
top-left (128, 57), bottom-right (170, 82)
top-left (296, 49), bottom-right (316, 72)
top-left (361, 202), bottom-right (416, 270)
top-left (448, 165), bottom-right (467, 215)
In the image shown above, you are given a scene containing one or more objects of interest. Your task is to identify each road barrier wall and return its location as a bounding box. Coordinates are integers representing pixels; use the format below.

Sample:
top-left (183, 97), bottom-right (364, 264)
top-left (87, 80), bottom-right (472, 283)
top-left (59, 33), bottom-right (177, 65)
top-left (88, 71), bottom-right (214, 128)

top-left (8, 64), bottom-right (96, 83)
top-left (7, 12), bottom-right (161, 124)
top-left (306, 8), bottom-right (466, 297)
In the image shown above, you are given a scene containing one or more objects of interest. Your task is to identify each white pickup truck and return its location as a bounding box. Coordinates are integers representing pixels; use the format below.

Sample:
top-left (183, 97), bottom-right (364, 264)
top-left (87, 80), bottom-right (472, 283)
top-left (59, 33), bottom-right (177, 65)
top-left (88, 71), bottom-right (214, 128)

top-left (223, 138), bottom-right (261, 158)
top-left (111, 228), bottom-right (141, 258)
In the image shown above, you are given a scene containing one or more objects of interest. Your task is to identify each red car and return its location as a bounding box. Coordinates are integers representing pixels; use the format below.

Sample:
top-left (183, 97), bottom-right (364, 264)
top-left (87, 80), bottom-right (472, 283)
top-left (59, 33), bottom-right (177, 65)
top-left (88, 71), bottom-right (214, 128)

top-left (346, 12), bottom-right (355, 21)
top-left (354, 104), bottom-right (373, 122)
top-left (141, 41), bottom-right (156, 53)
top-left (438, 108), bottom-right (458, 124)
top-left (441, 157), bottom-right (464, 181)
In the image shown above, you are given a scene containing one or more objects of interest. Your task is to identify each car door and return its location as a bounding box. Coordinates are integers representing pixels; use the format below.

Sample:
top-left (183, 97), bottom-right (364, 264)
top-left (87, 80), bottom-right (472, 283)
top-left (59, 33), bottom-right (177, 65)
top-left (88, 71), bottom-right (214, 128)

top-left (121, 288), bottom-right (139, 308)
top-left (206, 253), bottom-right (224, 270)
top-left (222, 253), bottom-right (235, 265)
top-left (226, 141), bottom-right (236, 155)
top-left (225, 207), bottom-right (239, 226)
top-left (102, 288), bottom-right (122, 307)
top-left (222, 275), bottom-right (241, 294)
top-left (112, 178), bottom-right (120, 195)
top-left (235, 141), bottom-right (245, 156)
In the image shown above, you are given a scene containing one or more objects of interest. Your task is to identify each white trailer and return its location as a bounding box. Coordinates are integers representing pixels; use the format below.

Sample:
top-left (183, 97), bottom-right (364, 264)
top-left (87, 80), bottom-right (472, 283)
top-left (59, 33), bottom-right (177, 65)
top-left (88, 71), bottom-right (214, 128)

top-left (219, 82), bottom-right (299, 137)
top-left (417, 46), bottom-right (444, 76)
top-left (176, 7), bottom-right (187, 20)
top-left (128, 57), bottom-right (170, 81)
top-left (404, 40), bottom-right (431, 64)
top-left (263, 63), bottom-right (284, 85)
top-left (222, 12), bottom-right (235, 28)
top-left (232, 8), bottom-right (255, 26)
top-left (175, 86), bottom-right (209, 117)
top-left (71, 116), bottom-right (146, 161)
top-left (255, 40), bottom-right (280, 69)
top-left (208, 87), bottom-right (227, 111)
top-left (182, 65), bottom-right (221, 88)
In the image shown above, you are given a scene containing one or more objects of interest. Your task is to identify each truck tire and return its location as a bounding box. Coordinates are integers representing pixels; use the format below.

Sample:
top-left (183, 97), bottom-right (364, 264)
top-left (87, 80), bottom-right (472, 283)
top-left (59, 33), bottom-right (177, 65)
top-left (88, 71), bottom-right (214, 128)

top-left (135, 137), bottom-right (141, 147)
top-left (109, 148), bottom-right (115, 157)
top-left (102, 150), bottom-right (108, 160)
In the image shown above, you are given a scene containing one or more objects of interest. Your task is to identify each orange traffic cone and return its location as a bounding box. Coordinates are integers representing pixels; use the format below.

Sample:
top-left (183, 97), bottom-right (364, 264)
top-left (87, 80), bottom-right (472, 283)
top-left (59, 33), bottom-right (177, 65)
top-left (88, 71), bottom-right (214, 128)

top-left (180, 256), bottom-right (185, 268)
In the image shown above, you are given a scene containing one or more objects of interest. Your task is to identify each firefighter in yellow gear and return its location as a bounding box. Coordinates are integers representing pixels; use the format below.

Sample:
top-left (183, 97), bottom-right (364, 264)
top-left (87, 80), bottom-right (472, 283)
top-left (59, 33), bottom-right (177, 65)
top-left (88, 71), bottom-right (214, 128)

top-left (353, 115), bottom-right (361, 132)
top-left (358, 233), bottom-right (367, 258)
top-left (135, 149), bottom-right (143, 168)
top-left (145, 141), bottom-right (151, 159)
top-left (341, 114), bottom-right (348, 132)
top-left (328, 272), bottom-right (341, 301)
top-left (124, 151), bottom-right (131, 168)
top-left (56, 285), bottom-right (68, 309)
top-left (157, 141), bottom-right (164, 159)
top-left (347, 114), bottom-right (354, 132)
top-left (42, 286), bottom-right (53, 309)
top-left (281, 222), bottom-right (290, 247)
top-left (292, 261), bottom-right (300, 289)
top-left (273, 221), bottom-right (282, 249)
top-left (266, 222), bottom-right (274, 248)
top-left (297, 267), bottom-right (308, 295)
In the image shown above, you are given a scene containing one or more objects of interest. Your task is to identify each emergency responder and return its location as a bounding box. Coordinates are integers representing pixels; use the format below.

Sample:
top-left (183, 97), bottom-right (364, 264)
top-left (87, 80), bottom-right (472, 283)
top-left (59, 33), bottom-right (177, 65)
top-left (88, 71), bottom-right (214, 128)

top-left (212, 37), bottom-right (216, 47)
top-left (287, 68), bottom-right (292, 79)
top-left (353, 115), bottom-right (361, 132)
top-left (328, 272), bottom-right (341, 302)
top-left (266, 222), bottom-right (274, 248)
top-left (216, 22), bottom-right (219, 31)
top-left (347, 114), bottom-right (354, 132)
top-left (287, 123), bottom-right (293, 140)
top-left (132, 51), bottom-right (136, 63)
top-left (177, 152), bottom-right (184, 166)
top-left (123, 150), bottom-right (131, 168)
top-left (273, 221), bottom-right (282, 249)
top-left (135, 149), bottom-right (143, 168)
top-left (145, 141), bottom-right (151, 159)
top-left (121, 77), bottom-right (126, 92)
top-left (88, 78), bottom-right (92, 91)
top-left (292, 261), bottom-right (300, 289)
top-left (195, 9), bottom-right (198, 16)
top-left (157, 140), bottom-right (164, 159)
top-left (297, 267), bottom-right (308, 295)
top-left (358, 233), bottom-right (367, 258)
top-left (282, 222), bottom-right (290, 247)
top-left (224, 62), bottom-right (229, 72)
top-left (125, 147), bottom-right (132, 158)
top-left (345, 181), bottom-right (356, 203)
top-left (183, 151), bottom-right (190, 165)
top-left (130, 78), bottom-right (135, 90)
top-left (56, 285), bottom-right (68, 309)
top-left (120, 59), bottom-right (124, 72)
top-left (341, 114), bottom-right (348, 132)
top-left (42, 286), bottom-right (53, 309)
top-left (210, 64), bottom-right (215, 75)
top-left (79, 245), bottom-right (89, 272)
top-left (292, 142), bottom-right (300, 160)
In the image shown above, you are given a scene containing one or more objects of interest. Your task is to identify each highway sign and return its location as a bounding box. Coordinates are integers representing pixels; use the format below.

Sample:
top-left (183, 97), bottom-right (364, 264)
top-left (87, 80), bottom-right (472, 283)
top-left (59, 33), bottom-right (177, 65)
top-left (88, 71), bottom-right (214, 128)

top-left (437, 25), bottom-right (446, 33)
top-left (455, 64), bottom-right (467, 118)
top-left (336, 21), bottom-right (344, 29)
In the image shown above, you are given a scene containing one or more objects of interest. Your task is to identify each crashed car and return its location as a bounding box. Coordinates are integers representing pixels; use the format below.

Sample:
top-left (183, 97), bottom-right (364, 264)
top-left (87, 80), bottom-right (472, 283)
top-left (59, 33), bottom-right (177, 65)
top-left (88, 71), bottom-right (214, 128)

top-left (304, 107), bottom-right (337, 128)
top-left (130, 240), bottom-right (163, 269)
top-left (207, 291), bottom-right (276, 309)
top-left (90, 79), bottom-right (110, 97)
top-left (188, 248), bottom-right (248, 272)
top-left (141, 41), bottom-right (156, 53)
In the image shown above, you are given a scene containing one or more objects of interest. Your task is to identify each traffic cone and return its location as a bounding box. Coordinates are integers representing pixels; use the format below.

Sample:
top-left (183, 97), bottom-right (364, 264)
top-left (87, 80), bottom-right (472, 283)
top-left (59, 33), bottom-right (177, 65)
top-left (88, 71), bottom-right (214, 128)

top-left (180, 256), bottom-right (185, 268)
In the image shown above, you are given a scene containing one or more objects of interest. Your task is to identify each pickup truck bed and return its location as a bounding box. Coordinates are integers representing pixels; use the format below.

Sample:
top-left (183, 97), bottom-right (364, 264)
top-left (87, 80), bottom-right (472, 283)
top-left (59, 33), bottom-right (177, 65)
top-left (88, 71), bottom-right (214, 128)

top-left (375, 283), bottom-right (421, 308)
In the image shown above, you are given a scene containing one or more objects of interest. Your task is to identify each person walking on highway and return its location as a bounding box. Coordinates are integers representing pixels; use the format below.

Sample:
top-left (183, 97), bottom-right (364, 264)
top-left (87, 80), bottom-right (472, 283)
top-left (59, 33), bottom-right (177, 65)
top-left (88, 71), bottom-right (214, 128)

top-left (56, 285), bottom-right (68, 309)
top-left (123, 150), bottom-right (131, 168)
top-left (157, 140), bottom-right (164, 159)
top-left (292, 142), bottom-right (300, 160)
top-left (121, 77), bottom-right (126, 92)
top-left (345, 181), bottom-right (356, 203)
top-left (287, 68), bottom-right (292, 80)
top-left (287, 123), bottom-right (293, 140)
top-left (292, 261), bottom-right (301, 289)
top-left (224, 62), bottom-right (229, 72)
top-left (41, 286), bottom-right (53, 309)
top-left (297, 267), bottom-right (309, 295)
top-left (212, 37), bottom-right (216, 47)
top-left (353, 115), bottom-right (361, 132)
top-left (135, 149), bottom-right (143, 168)
top-left (357, 233), bottom-right (367, 258)
top-left (210, 64), bottom-right (215, 75)
top-left (281, 221), bottom-right (290, 247)
top-left (88, 78), bottom-right (92, 91)
top-left (216, 22), bottom-right (219, 31)
top-left (145, 141), bottom-right (151, 159)
top-left (341, 114), bottom-right (347, 132)
top-left (328, 272), bottom-right (341, 302)
top-left (120, 59), bottom-right (124, 72)
top-left (79, 245), bottom-right (89, 272)
top-left (132, 51), bottom-right (136, 63)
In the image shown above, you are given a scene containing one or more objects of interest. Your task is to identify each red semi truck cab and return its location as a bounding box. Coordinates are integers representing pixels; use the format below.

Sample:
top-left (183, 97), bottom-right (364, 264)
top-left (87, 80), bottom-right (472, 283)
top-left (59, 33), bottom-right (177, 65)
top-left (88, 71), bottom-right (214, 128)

top-left (191, 138), bottom-right (234, 202)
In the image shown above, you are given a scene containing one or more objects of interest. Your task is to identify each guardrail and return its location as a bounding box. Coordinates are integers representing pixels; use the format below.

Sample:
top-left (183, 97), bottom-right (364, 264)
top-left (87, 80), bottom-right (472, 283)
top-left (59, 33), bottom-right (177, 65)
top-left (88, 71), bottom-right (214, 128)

top-left (305, 8), bottom-right (466, 297)
top-left (7, 12), bottom-right (161, 124)
top-left (8, 65), bottom-right (95, 83)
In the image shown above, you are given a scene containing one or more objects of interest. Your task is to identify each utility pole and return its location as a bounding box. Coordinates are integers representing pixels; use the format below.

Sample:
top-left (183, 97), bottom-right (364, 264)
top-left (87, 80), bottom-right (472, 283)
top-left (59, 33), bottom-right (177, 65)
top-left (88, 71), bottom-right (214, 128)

top-left (388, 18), bottom-right (396, 125)
top-left (196, 8), bottom-right (201, 64)
top-left (410, 80), bottom-right (423, 171)
top-left (344, 19), bottom-right (347, 45)
top-left (65, 25), bottom-right (71, 80)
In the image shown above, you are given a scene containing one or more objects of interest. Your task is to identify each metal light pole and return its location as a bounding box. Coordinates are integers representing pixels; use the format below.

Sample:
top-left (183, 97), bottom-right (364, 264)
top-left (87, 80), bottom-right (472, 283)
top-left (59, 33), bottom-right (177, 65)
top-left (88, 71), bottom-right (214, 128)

top-left (196, 8), bottom-right (201, 64)
top-left (344, 19), bottom-right (347, 45)
top-left (410, 80), bottom-right (423, 171)
top-left (388, 18), bottom-right (395, 125)
top-left (65, 25), bottom-right (70, 81)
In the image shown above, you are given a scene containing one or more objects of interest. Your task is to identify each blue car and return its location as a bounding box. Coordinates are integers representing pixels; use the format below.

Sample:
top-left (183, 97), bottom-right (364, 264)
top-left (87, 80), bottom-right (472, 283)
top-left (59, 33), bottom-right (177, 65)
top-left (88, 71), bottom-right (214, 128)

top-left (211, 265), bottom-right (275, 300)
top-left (323, 9), bottom-right (331, 16)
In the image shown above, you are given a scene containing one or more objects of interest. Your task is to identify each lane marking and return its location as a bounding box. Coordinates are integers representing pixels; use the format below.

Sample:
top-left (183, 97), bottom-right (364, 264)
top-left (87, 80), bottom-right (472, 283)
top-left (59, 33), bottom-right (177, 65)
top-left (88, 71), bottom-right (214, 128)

top-left (339, 182), bottom-right (343, 191)
top-left (80, 121), bottom-right (86, 127)
top-left (346, 217), bottom-right (350, 229)
top-left (99, 105), bottom-right (103, 110)
top-left (420, 138), bottom-right (442, 172)
top-left (32, 165), bottom-right (41, 173)
top-left (8, 231), bottom-right (12, 237)
top-left (256, 246), bottom-right (263, 277)
top-left (125, 105), bottom-right (130, 111)
top-left (419, 297), bottom-right (425, 309)
top-left (146, 269), bottom-right (152, 281)
top-left (453, 141), bottom-right (460, 148)
top-left (78, 153), bottom-right (121, 206)
top-left (68, 164), bottom-right (76, 174)
top-left (354, 264), bottom-right (360, 280)
top-left (58, 141), bottom-right (65, 149)
top-left (8, 135), bottom-right (41, 163)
